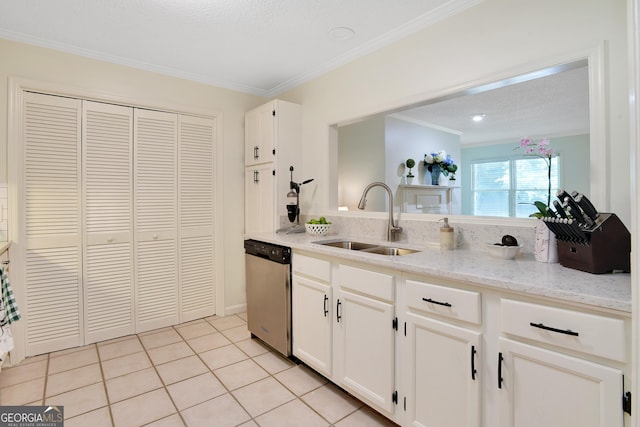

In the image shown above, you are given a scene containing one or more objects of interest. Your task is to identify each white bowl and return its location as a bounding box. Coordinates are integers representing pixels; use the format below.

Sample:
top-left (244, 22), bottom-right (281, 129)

top-left (305, 223), bottom-right (332, 236)
top-left (486, 243), bottom-right (523, 260)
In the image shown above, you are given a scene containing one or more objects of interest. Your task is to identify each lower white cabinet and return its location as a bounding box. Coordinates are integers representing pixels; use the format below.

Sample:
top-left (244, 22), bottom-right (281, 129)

top-left (404, 312), bottom-right (481, 427)
top-left (497, 337), bottom-right (623, 427)
top-left (335, 288), bottom-right (395, 415)
top-left (292, 251), bottom-right (631, 427)
top-left (291, 274), bottom-right (333, 377)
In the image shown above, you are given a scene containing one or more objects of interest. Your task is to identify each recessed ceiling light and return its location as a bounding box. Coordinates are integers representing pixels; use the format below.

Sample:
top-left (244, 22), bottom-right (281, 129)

top-left (329, 27), bottom-right (355, 41)
top-left (472, 114), bottom-right (486, 122)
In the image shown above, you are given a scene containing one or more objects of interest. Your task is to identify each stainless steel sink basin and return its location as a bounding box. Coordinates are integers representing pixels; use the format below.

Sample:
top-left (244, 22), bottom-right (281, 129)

top-left (315, 240), bottom-right (419, 256)
top-left (360, 246), bottom-right (419, 256)
top-left (319, 240), bottom-right (379, 250)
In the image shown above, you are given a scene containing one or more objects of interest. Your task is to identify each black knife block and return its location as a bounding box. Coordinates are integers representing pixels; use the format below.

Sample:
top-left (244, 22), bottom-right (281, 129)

top-left (551, 213), bottom-right (630, 274)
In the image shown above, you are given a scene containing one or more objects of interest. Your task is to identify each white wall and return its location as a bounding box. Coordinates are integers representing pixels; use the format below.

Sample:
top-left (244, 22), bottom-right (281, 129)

top-left (0, 38), bottom-right (265, 313)
top-left (279, 0), bottom-right (630, 226)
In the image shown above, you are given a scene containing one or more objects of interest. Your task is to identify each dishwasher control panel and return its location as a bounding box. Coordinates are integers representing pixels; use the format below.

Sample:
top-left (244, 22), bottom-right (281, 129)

top-left (244, 239), bottom-right (291, 264)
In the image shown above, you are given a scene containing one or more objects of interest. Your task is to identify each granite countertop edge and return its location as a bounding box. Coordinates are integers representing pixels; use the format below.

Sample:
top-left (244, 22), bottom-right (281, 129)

top-left (244, 232), bottom-right (631, 314)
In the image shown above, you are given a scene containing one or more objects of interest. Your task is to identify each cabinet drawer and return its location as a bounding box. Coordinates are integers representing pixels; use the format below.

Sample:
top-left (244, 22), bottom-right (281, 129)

top-left (293, 253), bottom-right (331, 283)
top-left (501, 299), bottom-right (626, 362)
top-left (406, 279), bottom-right (481, 325)
top-left (337, 264), bottom-right (394, 302)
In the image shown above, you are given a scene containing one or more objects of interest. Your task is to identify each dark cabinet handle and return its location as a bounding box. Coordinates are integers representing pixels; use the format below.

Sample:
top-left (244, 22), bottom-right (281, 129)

top-left (529, 322), bottom-right (579, 336)
top-left (253, 145), bottom-right (259, 159)
top-left (253, 170), bottom-right (259, 183)
top-left (422, 297), bottom-right (452, 308)
top-left (323, 295), bottom-right (329, 317)
top-left (498, 352), bottom-right (504, 389)
top-left (471, 345), bottom-right (477, 381)
top-left (336, 299), bottom-right (342, 322)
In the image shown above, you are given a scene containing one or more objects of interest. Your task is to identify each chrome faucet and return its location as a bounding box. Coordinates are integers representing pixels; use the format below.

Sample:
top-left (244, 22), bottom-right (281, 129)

top-left (358, 182), bottom-right (403, 241)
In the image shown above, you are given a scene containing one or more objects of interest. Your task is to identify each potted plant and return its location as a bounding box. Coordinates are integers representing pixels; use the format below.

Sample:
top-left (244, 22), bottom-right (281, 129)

top-left (423, 151), bottom-right (457, 185)
top-left (405, 158), bottom-right (416, 184)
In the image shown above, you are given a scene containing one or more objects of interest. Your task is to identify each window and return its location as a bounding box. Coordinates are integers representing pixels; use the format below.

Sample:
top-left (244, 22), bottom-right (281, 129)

top-left (471, 156), bottom-right (560, 217)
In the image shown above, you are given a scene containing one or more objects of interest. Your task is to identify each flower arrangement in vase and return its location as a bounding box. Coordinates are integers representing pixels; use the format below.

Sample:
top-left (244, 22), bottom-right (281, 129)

top-left (423, 150), bottom-right (457, 185)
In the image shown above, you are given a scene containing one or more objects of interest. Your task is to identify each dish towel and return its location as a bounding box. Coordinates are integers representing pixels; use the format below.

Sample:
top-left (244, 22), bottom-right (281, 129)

top-left (1, 266), bottom-right (20, 326)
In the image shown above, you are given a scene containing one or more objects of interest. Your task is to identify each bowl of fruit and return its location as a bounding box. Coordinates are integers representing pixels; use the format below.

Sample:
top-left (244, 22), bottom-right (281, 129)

top-left (486, 235), bottom-right (522, 260)
top-left (305, 217), bottom-right (332, 236)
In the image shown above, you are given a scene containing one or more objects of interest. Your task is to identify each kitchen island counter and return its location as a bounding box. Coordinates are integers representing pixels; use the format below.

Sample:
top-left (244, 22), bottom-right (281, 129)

top-left (245, 232), bottom-right (631, 313)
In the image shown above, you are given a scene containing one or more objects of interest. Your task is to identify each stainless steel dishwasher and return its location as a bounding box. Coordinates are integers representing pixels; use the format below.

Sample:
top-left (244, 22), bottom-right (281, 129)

top-left (244, 239), bottom-right (292, 356)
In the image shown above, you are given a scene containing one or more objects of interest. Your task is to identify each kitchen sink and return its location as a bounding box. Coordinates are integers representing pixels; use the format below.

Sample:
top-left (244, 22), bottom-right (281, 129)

top-left (319, 240), bottom-right (379, 250)
top-left (360, 246), bottom-right (419, 256)
top-left (315, 240), bottom-right (419, 256)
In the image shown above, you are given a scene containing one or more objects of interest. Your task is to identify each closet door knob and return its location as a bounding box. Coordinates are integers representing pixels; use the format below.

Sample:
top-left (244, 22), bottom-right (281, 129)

top-left (107, 236), bottom-right (114, 243)
top-left (153, 234), bottom-right (159, 240)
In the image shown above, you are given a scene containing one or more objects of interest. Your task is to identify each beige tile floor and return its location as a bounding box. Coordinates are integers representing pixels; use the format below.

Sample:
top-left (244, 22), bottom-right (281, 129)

top-left (0, 313), bottom-right (398, 427)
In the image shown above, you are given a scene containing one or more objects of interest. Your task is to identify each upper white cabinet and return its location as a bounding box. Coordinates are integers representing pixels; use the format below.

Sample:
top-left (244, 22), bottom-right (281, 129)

top-left (244, 99), bottom-right (301, 233)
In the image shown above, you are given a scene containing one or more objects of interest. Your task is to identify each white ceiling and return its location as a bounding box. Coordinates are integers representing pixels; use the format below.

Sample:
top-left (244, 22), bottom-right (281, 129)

top-left (0, 0), bottom-right (589, 144)
top-left (0, 0), bottom-right (479, 97)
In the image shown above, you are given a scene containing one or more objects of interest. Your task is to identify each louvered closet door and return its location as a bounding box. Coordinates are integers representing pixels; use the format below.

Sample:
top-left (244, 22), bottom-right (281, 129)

top-left (83, 101), bottom-right (134, 343)
top-left (134, 109), bottom-right (178, 332)
top-left (178, 115), bottom-right (216, 321)
top-left (22, 92), bottom-right (83, 356)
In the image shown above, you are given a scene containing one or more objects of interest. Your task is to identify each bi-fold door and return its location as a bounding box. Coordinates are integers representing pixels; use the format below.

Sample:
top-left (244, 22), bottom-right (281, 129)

top-left (18, 92), bottom-right (216, 356)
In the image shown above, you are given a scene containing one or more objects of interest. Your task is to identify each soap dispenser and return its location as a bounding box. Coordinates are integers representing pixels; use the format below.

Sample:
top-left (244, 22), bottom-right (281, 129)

top-left (440, 217), bottom-right (454, 250)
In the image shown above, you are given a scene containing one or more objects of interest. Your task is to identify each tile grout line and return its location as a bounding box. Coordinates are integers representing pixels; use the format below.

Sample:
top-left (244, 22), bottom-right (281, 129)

top-left (94, 342), bottom-right (116, 427)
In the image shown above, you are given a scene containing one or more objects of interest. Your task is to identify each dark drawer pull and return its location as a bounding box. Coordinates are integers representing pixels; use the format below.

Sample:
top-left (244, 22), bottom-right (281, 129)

top-left (529, 322), bottom-right (579, 337)
top-left (422, 297), bottom-right (452, 307)
top-left (323, 294), bottom-right (329, 317)
top-left (470, 345), bottom-right (477, 381)
top-left (336, 299), bottom-right (342, 322)
top-left (498, 352), bottom-right (504, 389)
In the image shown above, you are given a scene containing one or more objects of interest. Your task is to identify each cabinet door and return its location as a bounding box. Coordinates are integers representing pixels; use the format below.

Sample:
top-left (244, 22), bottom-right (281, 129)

top-left (244, 164), bottom-right (275, 233)
top-left (292, 274), bottom-right (332, 377)
top-left (83, 101), bottom-right (135, 344)
top-left (244, 103), bottom-right (274, 166)
top-left (335, 289), bottom-right (395, 415)
top-left (178, 115), bottom-right (216, 321)
top-left (134, 109), bottom-right (179, 332)
top-left (22, 92), bottom-right (83, 356)
top-left (404, 312), bottom-right (481, 427)
top-left (498, 337), bottom-right (623, 427)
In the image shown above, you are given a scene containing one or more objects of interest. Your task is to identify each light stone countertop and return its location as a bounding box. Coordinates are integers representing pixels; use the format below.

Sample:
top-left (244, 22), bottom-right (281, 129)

top-left (245, 232), bottom-right (631, 313)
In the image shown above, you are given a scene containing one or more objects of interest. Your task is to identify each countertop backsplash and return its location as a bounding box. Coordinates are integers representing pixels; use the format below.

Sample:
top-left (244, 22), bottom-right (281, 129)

top-left (282, 215), bottom-right (535, 254)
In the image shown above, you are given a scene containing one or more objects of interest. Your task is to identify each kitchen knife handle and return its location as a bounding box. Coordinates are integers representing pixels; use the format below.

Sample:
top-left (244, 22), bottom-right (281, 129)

top-left (553, 200), bottom-right (567, 218)
top-left (575, 193), bottom-right (599, 221)
top-left (529, 322), bottom-right (579, 336)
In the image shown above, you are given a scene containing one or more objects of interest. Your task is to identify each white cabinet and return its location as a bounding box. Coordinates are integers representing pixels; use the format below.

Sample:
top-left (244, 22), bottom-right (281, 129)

top-left (244, 100), bottom-right (301, 233)
top-left (292, 253), bottom-right (333, 376)
top-left (497, 337), bottom-right (623, 427)
top-left (497, 298), bottom-right (627, 427)
top-left (244, 103), bottom-right (275, 167)
top-left (244, 163), bottom-right (275, 235)
top-left (402, 278), bottom-right (482, 427)
top-left (291, 251), bottom-right (631, 427)
top-left (292, 253), bottom-right (397, 417)
top-left (335, 287), bottom-right (395, 414)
